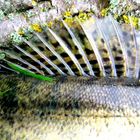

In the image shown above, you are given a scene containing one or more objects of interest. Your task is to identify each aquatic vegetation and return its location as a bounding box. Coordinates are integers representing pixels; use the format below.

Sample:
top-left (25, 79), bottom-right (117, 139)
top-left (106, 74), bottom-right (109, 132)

top-left (8, 62), bottom-right (54, 82)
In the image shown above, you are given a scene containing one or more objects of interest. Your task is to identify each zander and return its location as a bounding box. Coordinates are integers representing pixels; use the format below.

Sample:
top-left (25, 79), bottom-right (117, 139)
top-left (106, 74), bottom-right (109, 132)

top-left (0, 0), bottom-right (140, 139)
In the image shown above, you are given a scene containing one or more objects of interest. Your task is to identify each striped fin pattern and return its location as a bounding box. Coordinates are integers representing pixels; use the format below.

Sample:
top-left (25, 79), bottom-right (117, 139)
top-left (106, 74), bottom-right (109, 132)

top-left (0, 15), bottom-right (140, 78)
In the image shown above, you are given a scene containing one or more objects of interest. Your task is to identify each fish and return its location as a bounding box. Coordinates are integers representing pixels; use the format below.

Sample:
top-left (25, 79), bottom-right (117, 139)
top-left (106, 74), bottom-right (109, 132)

top-left (0, 0), bottom-right (140, 139)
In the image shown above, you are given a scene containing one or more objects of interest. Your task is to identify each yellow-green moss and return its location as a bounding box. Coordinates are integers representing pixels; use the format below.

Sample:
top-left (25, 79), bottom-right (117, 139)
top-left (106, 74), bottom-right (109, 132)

top-left (30, 23), bottom-right (42, 32)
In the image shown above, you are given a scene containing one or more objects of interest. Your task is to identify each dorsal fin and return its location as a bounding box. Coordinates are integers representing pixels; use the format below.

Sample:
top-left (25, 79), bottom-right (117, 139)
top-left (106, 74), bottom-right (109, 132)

top-left (0, 15), bottom-right (140, 79)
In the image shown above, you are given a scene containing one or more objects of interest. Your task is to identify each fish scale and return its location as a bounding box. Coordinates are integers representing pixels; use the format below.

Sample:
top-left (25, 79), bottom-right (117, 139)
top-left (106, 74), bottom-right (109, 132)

top-left (1, 75), bottom-right (140, 139)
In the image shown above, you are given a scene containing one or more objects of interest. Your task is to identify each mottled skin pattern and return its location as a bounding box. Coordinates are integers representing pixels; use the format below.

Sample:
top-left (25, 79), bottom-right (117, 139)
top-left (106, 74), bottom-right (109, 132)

top-left (1, 75), bottom-right (140, 139)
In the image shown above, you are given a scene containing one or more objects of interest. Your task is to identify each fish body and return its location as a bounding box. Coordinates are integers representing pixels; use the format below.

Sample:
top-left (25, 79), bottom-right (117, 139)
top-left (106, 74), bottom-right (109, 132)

top-left (1, 75), bottom-right (140, 139)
